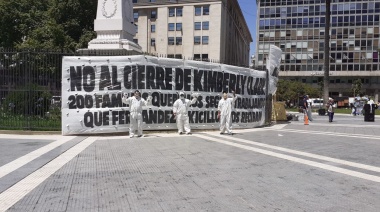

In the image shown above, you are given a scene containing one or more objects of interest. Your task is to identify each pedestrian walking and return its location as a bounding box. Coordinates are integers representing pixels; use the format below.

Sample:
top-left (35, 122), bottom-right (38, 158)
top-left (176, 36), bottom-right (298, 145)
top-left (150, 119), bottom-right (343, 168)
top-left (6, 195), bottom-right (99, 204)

top-left (172, 92), bottom-right (199, 135)
top-left (122, 90), bottom-right (152, 138)
top-left (303, 95), bottom-right (313, 121)
top-left (218, 91), bottom-right (237, 135)
top-left (326, 98), bottom-right (335, 122)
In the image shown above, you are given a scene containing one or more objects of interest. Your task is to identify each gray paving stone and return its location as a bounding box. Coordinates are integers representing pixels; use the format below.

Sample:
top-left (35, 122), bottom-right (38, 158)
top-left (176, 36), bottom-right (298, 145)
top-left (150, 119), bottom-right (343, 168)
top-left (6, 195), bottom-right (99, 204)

top-left (4, 117), bottom-right (380, 211)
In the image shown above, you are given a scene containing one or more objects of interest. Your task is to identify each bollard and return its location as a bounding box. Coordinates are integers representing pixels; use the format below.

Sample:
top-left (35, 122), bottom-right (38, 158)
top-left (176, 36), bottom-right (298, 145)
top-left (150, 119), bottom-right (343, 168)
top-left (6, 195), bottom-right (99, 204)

top-left (304, 113), bottom-right (309, 125)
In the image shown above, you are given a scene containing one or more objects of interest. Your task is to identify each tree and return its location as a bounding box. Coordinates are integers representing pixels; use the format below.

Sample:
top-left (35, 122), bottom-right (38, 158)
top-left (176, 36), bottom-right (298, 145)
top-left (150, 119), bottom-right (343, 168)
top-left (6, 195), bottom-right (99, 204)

top-left (352, 79), bottom-right (362, 97)
top-left (276, 79), bottom-right (320, 106)
top-left (0, 0), bottom-right (97, 50)
top-left (0, 0), bottom-right (50, 48)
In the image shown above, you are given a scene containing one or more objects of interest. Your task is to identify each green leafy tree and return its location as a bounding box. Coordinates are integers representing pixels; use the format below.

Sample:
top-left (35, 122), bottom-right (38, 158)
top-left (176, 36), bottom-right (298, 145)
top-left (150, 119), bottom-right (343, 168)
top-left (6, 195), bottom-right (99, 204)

top-left (0, 0), bottom-right (50, 48)
top-left (0, 0), bottom-right (97, 50)
top-left (351, 79), bottom-right (362, 97)
top-left (276, 79), bottom-right (320, 106)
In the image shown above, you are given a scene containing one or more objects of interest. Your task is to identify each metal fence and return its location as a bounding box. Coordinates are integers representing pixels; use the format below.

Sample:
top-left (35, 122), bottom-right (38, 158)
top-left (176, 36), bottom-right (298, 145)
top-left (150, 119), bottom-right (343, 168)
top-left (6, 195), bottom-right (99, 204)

top-left (0, 49), bottom-right (271, 131)
top-left (0, 49), bottom-right (73, 130)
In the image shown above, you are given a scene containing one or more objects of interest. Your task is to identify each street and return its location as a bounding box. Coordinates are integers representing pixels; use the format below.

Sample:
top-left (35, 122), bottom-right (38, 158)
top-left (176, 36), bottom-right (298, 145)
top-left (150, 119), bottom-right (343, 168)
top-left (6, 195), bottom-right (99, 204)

top-left (1, 114), bottom-right (380, 211)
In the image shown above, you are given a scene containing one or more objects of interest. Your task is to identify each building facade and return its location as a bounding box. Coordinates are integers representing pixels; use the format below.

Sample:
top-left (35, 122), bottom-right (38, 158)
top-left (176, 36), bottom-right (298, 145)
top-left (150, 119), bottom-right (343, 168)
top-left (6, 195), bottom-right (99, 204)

top-left (256, 0), bottom-right (380, 99)
top-left (132, 0), bottom-right (252, 67)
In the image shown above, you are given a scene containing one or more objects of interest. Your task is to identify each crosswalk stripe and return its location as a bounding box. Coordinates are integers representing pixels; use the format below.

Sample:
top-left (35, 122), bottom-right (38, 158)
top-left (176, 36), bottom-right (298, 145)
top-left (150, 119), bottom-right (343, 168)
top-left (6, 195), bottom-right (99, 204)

top-left (194, 134), bottom-right (380, 183)
top-left (0, 137), bottom-right (97, 212)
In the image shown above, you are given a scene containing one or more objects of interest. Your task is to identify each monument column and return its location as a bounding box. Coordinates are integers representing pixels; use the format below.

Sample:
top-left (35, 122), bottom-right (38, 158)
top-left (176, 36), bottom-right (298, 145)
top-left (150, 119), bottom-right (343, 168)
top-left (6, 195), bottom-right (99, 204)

top-left (88, 0), bottom-right (142, 53)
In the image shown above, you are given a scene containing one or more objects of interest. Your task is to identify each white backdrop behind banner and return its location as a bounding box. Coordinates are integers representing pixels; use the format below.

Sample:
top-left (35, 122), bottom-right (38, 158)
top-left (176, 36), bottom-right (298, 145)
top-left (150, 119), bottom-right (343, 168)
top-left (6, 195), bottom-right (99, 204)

top-left (62, 55), bottom-right (272, 135)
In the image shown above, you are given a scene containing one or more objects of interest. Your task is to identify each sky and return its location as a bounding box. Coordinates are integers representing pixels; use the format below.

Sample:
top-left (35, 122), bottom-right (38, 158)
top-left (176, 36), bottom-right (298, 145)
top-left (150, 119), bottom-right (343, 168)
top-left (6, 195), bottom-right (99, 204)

top-left (237, 0), bottom-right (257, 57)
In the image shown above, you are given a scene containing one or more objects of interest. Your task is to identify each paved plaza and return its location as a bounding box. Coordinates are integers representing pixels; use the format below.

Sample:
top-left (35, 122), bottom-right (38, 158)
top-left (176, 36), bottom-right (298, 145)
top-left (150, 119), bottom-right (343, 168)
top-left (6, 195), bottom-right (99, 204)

top-left (0, 113), bottom-right (380, 211)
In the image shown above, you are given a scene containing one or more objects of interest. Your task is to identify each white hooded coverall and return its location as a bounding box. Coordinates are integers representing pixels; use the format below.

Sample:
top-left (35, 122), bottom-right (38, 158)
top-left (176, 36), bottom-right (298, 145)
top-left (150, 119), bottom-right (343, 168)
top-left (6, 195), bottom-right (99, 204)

top-left (218, 96), bottom-right (237, 133)
top-left (122, 96), bottom-right (152, 137)
top-left (172, 94), bottom-right (198, 133)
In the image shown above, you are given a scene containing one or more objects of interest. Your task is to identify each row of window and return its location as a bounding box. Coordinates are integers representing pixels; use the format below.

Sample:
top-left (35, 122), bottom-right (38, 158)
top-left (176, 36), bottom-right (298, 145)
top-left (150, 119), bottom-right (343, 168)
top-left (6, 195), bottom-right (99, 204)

top-left (259, 27), bottom-right (379, 37)
top-left (281, 64), bottom-right (379, 72)
top-left (260, 0), bottom-right (377, 7)
top-left (167, 22), bottom-right (209, 31)
top-left (259, 14), bottom-right (380, 27)
top-left (260, 3), bottom-right (380, 18)
top-left (165, 54), bottom-right (210, 60)
top-left (161, 36), bottom-right (209, 45)
top-left (133, 5), bottom-right (210, 21)
top-left (168, 37), bottom-right (182, 45)
top-left (298, 78), bottom-right (371, 85)
top-left (169, 6), bottom-right (210, 16)
top-left (194, 22), bottom-right (209, 30)
top-left (168, 23), bottom-right (182, 31)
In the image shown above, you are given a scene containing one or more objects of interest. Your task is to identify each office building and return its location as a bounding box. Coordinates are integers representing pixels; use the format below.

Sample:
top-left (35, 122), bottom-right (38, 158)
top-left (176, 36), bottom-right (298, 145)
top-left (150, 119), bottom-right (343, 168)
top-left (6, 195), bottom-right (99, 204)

top-left (132, 0), bottom-right (252, 67)
top-left (256, 0), bottom-right (380, 99)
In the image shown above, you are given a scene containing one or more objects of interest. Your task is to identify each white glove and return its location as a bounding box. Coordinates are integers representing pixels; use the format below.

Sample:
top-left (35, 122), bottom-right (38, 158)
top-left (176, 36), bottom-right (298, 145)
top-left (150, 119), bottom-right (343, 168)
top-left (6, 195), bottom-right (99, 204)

top-left (123, 92), bottom-right (128, 98)
top-left (191, 92), bottom-right (200, 98)
top-left (147, 96), bottom-right (153, 101)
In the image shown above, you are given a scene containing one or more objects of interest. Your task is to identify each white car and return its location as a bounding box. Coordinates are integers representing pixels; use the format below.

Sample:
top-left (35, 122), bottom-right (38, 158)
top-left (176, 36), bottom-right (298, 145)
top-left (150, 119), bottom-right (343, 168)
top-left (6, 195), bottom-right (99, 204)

top-left (309, 98), bottom-right (324, 108)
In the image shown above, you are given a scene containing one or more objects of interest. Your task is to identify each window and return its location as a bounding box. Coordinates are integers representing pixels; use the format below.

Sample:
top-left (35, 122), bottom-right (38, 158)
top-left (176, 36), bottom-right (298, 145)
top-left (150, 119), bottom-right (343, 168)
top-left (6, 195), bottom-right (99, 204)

top-left (168, 23), bottom-right (175, 31)
top-left (193, 54), bottom-right (208, 61)
top-left (176, 37), bottom-right (182, 45)
top-left (203, 6), bottom-right (209, 15)
top-left (133, 39), bottom-right (138, 44)
top-left (176, 23), bottom-right (182, 31)
top-left (194, 36), bottom-right (201, 44)
top-left (169, 8), bottom-right (175, 17)
top-left (195, 7), bottom-right (202, 16)
top-left (135, 24), bottom-right (138, 33)
top-left (176, 8), bottom-right (183, 16)
top-left (151, 38), bottom-right (155, 46)
top-left (168, 37), bottom-right (174, 45)
top-left (175, 54), bottom-right (182, 59)
top-left (151, 10), bottom-right (157, 19)
top-left (202, 21), bottom-right (209, 30)
top-left (195, 22), bottom-right (201, 30)
top-left (133, 11), bottom-right (139, 21)
top-left (133, 0), bottom-right (137, 3)
top-left (151, 24), bottom-right (155, 33)
top-left (202, 36), bottom-right (209, 44)
top-left (149, 0), bottom-right (156, 2)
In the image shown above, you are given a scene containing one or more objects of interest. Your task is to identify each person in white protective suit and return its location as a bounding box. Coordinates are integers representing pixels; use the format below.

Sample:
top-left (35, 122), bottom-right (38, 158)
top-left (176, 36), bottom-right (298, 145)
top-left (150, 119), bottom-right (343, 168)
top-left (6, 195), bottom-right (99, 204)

top-left (172, 92), bottom-right (199, 135)
top-left (218, 90), bottom-right (237, 135)
top-left (122, 90), bottom-right (152, 138)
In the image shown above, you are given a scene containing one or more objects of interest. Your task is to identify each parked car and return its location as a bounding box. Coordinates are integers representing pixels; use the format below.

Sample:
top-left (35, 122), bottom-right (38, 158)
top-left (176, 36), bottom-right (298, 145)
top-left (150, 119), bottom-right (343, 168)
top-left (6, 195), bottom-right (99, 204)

top-left (309, 98), bottom-right (324, 108)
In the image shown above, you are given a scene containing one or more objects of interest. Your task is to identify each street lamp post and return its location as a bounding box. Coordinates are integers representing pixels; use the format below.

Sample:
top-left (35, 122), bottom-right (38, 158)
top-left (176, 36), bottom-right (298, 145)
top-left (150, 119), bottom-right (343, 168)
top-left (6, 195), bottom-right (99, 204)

top-left (323, 0), bottom-right (331, 105)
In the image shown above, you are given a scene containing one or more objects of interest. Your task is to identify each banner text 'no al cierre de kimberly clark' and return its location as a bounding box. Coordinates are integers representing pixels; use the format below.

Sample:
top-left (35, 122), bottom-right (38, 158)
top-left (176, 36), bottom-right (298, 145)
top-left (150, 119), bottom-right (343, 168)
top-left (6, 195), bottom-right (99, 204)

top-left (61, 55), bottom-right (274, 135)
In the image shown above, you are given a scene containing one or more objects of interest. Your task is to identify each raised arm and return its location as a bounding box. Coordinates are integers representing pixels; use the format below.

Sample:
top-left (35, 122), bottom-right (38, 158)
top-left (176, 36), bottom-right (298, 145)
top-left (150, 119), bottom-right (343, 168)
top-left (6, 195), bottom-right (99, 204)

top-left (187, 93), bottom-right (199, 106)
top-left (230, 91), bottom-right (237, 104)
top-left (141, 96), bottom-right (153, 106)
top-left (122, 93), bottom-right (131, 105)
top-left (145, 96), bottom-right (153, 106)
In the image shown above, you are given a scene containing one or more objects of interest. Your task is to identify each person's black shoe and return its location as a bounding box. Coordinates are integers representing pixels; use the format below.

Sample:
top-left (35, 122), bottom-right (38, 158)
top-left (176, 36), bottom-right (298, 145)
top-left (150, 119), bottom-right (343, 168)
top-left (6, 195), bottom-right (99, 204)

top-left (220, 132), bottom-right (224, 135)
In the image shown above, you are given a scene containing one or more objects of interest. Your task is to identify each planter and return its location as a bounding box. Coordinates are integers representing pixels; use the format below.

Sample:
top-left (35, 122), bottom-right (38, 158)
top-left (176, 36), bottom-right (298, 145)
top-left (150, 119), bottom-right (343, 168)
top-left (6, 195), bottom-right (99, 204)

top-left (318, 108), bottom-right (326, 116)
